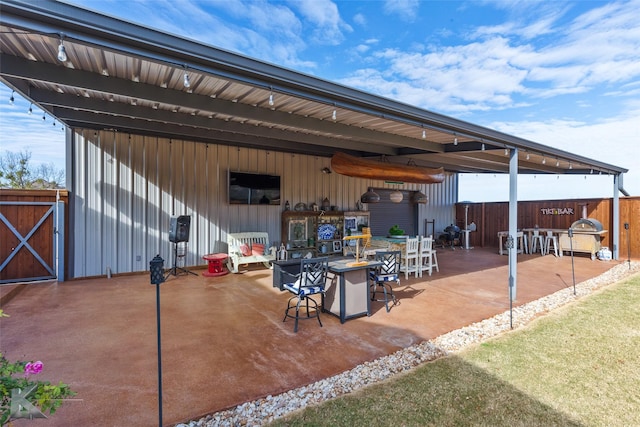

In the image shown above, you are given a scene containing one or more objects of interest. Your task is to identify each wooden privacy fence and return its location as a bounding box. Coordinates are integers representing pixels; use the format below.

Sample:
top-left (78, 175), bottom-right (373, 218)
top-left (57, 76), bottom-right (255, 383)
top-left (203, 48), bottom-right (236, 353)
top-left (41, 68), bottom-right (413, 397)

top-left (0, 189), bottom-right (68, 283)
top-left (454, 197), bottom-right (640, 260)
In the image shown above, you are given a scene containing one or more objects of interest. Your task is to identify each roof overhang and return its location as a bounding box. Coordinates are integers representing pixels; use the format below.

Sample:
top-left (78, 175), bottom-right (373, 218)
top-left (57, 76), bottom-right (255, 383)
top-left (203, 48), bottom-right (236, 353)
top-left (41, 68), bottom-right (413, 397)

top-left (0, 0), bottom-right (628, 177)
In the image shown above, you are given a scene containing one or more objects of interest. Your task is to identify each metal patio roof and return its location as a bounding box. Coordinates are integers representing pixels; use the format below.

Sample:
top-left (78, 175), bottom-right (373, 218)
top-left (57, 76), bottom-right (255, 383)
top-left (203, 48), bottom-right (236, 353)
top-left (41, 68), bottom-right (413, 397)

top-left (0, 0), bottom-right (628, 178)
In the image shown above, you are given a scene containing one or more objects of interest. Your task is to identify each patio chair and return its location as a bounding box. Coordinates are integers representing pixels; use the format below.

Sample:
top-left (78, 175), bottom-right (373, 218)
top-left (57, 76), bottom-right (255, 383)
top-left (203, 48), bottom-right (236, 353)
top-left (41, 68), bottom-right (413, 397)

top-left (399, 236), bottom-right (420, 279)
top-left (370, 250), bottom-right (401, 312)
top-left (544, 230), bottom-right (560, 257)
top-left (530, 228), bottom-right (545, 255)
top-left (418, 235), bottom-right (438, 277)
top-left (281, 257), bottom-right (329, 332)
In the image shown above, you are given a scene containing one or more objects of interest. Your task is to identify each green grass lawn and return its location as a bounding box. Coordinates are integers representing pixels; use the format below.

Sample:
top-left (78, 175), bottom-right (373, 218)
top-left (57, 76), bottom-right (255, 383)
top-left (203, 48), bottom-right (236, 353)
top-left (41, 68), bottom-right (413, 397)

top-left (269, 273), bottom-right (640, 427)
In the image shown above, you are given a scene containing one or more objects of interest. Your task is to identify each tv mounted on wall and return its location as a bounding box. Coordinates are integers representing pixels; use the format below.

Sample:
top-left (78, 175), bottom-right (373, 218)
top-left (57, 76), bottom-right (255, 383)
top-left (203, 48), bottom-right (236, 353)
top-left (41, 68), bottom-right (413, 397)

top-left (228, 171), bottom-right (281, 205)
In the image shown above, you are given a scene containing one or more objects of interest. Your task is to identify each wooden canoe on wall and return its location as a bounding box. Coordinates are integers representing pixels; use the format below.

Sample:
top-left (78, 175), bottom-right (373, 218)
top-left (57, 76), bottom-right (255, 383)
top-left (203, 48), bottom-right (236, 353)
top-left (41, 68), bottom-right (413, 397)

top-left (330, 152), bottom-right (445, 184)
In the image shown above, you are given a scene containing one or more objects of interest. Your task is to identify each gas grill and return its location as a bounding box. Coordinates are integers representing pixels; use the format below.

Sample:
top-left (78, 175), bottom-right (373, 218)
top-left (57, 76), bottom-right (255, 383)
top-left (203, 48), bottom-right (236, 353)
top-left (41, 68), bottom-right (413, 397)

top-left (558, 218), bottom-right (607, 259)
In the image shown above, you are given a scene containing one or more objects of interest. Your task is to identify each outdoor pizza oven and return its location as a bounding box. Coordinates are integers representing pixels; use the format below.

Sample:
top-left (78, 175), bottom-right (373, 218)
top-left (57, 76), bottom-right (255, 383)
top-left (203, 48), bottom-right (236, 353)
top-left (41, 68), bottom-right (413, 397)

top-left (558, 218), bottom-right (607, 259)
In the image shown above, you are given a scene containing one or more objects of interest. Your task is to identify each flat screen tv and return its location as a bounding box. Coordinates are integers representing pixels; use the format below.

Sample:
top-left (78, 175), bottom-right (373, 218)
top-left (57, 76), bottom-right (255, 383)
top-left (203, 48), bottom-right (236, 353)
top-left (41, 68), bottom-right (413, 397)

top-left (228, 171), bottom-right (281, 205)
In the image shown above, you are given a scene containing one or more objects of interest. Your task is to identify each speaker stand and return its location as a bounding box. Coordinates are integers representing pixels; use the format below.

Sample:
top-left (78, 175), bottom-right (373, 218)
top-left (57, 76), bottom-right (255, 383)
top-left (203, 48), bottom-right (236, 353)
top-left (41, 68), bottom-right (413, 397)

top-left (165, 242), bottom-right (197, 278)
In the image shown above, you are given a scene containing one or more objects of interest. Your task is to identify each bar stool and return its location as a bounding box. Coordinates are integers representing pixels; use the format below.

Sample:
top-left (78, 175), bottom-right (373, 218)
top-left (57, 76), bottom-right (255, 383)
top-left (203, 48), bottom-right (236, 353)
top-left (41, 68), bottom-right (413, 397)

top-left (530, 229), bottom-right (545, 255)
top-left (544, 230), bottom-right (560, 257)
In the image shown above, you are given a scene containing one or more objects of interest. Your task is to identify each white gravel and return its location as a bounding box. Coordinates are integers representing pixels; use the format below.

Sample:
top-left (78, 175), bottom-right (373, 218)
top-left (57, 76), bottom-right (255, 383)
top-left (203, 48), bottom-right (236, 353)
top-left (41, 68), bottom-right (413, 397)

top-left (177, 261), bottom-right (640, 427)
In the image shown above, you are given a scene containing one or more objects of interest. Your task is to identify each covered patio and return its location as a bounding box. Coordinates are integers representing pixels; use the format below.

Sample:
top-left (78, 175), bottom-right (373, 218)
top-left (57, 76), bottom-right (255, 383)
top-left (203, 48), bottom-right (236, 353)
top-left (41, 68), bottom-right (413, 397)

top-left (1, 248), bottom-right (619, 426)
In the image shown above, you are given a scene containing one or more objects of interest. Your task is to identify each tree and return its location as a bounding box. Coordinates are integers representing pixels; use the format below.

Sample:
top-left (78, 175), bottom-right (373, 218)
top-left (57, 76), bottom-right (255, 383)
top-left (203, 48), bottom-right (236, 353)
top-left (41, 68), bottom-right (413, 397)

top-left (0, 149), bottom-right (65, 189)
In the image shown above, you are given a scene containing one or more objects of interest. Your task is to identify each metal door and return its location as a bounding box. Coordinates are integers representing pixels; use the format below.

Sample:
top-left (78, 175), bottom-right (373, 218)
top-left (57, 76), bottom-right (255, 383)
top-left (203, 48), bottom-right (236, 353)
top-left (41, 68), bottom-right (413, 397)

top-left (367, 189), bottom-right (417, 237)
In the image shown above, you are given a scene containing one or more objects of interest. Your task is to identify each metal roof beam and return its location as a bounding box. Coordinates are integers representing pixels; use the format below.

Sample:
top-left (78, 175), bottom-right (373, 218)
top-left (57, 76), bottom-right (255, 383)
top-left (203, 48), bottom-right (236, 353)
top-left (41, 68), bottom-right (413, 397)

top-left (57, 109), bottom-right (348, 157)
top-left (31, 89), bottom-right (398, 156)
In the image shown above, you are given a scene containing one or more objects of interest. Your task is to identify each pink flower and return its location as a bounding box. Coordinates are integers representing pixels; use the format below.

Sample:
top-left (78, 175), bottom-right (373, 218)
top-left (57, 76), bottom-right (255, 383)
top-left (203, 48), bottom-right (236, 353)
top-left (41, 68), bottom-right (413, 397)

top-left (24, 361), bottom-right (43, 376)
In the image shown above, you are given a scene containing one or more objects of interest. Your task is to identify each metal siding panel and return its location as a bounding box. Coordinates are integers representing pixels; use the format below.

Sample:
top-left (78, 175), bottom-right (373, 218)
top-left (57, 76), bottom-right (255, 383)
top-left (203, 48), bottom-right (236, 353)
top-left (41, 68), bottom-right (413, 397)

top-left (132, 135), bottom-right (147, 271)
top-left (86, 132), bottom-right (104, 277)
top-left (69, 129), bottom-right (461, 277)
top-left (146, 136), bottom-right (163, 258)
top-left (71, 131), bottom-right (87, 278)
top-left (116, 132), bottom-right (133, 274)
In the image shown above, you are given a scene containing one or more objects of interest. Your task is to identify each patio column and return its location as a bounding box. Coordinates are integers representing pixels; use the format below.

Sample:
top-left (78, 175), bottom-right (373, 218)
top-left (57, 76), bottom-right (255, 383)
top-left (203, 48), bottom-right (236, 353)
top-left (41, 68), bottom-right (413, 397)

top-left (508, 148), bottom-right (518, 302)
top-left (612, 174), bottom-right (620, 260)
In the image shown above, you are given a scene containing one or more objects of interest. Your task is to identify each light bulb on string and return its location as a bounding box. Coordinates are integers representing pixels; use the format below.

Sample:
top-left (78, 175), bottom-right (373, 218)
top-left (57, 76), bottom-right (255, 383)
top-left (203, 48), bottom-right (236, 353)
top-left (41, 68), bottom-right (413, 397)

top-left (57, 36), bottom-right (67, 62)
top-left (28, 104), bottom-right (32, 115)
top-left (9, 91), bottom-right (15, 105)
top-left (183, 66), bottom-right (190, 88)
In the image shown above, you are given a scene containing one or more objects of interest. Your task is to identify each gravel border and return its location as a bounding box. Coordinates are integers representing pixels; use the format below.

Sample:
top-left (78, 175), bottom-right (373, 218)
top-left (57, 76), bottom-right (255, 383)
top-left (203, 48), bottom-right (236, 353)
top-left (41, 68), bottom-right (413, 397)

top-left (178, 261), bottom-right (640, 427)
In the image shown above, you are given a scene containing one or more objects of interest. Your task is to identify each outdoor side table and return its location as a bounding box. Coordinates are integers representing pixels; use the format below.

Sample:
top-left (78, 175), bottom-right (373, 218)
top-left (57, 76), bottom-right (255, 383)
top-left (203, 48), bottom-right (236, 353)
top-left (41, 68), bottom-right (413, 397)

top-left (202, 253), bottom-right (229, 277)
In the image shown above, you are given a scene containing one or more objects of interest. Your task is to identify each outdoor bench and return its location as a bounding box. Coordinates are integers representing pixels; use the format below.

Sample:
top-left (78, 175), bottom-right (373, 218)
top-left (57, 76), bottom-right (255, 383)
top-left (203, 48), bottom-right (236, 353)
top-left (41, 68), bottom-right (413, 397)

top-left (226, 232), bottom-right (276, 273)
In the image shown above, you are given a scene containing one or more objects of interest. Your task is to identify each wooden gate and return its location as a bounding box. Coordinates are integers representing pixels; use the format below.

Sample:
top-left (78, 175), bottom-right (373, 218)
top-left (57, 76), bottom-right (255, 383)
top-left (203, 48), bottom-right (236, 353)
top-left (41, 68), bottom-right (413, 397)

top-left (0, 190), bottom-right (67, 284)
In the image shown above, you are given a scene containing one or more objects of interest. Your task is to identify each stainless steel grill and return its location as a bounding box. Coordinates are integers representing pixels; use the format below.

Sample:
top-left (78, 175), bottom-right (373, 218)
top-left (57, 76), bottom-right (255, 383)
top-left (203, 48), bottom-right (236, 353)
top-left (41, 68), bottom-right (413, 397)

top-left (559, 218), bottom-right (607, 259)
top-left (571, 218), bottom-right (604, 232)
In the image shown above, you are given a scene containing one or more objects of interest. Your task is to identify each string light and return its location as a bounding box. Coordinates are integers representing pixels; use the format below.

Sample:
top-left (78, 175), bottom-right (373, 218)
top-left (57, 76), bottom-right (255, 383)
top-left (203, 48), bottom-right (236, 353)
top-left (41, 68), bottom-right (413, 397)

top-left (9, 91), bottom-right (14, 105)
top-left (542, 157), bottom-right (546, 164)
top-left (526, 153), bottom-right (530, 160)
top-left (454, 137), bottom-right (458, 145)
top-left (183, 66), bottom-right (190, 88)
top-left (28, 103), bottom-right (32, 114)
top-left (504, 148), bottom-right (509, 155)
top-left (422, 128), bottom-right (426, 139)
top-left (57, 36), bottom-right (67, 62)
top-left (569, 162), bottom-right (573, 169)
top-left (332, 109), bottom-right (337, 121)
top-left (268, 90), bottom-right (274, 106)
top-left (481, 143), bottom-right (485, 151)
top-left (555, 159), bottom-right (560, 167)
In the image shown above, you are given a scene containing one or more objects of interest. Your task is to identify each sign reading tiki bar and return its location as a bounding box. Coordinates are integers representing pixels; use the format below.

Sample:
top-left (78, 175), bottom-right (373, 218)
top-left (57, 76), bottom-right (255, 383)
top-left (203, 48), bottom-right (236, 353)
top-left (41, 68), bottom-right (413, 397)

top-left (540, 207), bottom-right (574, 215)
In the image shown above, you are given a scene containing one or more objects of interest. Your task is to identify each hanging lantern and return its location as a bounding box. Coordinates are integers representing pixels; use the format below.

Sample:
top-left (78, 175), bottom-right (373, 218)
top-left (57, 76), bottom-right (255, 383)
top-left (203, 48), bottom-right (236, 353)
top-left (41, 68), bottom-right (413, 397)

top-left (389, 190), bottom-right (403, 203)
top-left (411, 191), bottom-right (428, 204)
top-left (360, 188), bottom-right (380, 204)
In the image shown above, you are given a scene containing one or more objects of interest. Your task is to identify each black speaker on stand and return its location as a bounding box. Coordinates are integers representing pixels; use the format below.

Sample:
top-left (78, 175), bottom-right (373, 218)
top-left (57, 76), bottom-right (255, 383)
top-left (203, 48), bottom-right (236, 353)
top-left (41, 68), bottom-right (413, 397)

top-left (166, 215), bottom-right (197, 278)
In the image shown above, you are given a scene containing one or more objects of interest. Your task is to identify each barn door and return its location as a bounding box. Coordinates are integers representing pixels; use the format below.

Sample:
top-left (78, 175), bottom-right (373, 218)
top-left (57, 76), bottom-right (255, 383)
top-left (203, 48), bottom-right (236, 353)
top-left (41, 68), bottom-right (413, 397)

top-left (0, 200), bottom-right (65, 284)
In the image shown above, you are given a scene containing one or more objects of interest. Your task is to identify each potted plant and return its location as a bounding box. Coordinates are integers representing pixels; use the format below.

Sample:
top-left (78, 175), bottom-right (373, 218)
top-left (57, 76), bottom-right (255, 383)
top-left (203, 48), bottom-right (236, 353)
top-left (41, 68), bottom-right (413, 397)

top-left (388, 225), bottom-right (405, 237)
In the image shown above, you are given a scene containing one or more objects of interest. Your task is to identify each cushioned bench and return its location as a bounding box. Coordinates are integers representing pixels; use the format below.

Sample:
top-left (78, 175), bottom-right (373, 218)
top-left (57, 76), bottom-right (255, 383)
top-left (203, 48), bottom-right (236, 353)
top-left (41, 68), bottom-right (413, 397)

top-left (226, 232), bottom-right (276, 273)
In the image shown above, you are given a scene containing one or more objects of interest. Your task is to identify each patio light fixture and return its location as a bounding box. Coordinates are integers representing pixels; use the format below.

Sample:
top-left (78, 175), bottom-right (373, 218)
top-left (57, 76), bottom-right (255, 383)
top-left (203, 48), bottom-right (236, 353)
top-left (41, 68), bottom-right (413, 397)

top-left (149, 254), bottom-right (165, 427)
top-left (360, 188), bottom-right (380, 204)
top-left (411, 190), bottom-right (428, 204)
top-left (390, 190), bottom-right (403, 203)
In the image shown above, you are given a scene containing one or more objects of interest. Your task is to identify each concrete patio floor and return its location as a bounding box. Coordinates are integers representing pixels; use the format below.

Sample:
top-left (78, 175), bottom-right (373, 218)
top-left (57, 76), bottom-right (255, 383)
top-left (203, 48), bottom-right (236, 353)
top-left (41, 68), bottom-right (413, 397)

top-left (0, 247), bottom-right (620, 426)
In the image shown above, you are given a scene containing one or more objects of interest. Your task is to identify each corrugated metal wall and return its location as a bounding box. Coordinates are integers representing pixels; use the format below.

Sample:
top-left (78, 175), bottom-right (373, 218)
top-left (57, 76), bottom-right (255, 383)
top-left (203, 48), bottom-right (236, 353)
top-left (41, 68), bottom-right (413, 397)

top-left (69, 130), bottom-right (458, 278)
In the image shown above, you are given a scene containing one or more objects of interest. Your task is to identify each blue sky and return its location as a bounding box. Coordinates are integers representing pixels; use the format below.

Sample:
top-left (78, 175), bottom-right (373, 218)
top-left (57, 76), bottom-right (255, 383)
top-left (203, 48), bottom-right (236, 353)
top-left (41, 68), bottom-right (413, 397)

top-left (1, 0), bottom-right (639, 201)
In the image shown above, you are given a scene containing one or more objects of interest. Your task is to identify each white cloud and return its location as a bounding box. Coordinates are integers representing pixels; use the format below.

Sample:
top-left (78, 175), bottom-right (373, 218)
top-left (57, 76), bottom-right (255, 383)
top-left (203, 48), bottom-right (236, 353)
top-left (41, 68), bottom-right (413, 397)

top-left (353, 13), bottom-right (366, 27)
top-left (383, 0), bottom-right (420, 21)
top-left (288, 0), bottom-right (352, 45)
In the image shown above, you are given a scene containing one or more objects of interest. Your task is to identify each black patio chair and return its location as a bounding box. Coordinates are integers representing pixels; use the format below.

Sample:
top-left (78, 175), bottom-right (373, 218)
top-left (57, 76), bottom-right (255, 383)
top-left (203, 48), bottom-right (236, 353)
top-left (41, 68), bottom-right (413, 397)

top-left (281, 257), bottom-right (329, 332)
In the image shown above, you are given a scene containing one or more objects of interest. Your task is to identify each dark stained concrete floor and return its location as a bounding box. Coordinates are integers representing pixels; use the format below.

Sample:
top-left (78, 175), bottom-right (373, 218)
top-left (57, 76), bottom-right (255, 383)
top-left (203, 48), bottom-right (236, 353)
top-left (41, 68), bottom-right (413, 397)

top-left (0, 248), bottom-right (620, 426)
